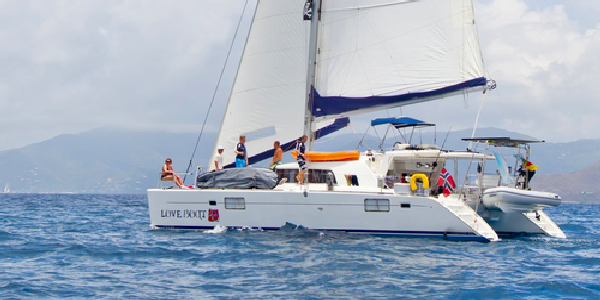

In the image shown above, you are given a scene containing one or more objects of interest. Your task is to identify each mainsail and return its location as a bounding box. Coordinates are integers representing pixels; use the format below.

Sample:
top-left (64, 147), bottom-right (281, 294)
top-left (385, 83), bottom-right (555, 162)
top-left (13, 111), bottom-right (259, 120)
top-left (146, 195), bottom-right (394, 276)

top-left (211, 0), bottom-right (486, 169)
top-left (313, 0), bottom-right (486, 118)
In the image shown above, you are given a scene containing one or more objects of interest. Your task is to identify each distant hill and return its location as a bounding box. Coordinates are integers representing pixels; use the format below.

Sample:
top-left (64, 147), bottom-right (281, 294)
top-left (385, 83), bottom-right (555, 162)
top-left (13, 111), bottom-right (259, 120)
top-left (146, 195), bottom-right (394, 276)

top-left (532, 162), bottom-right (600, 203)
top-left (313, 127), bottom-right (536, 153)
top-left (0, 126), bottom-right (599, 195)
top-left (0, 128), bottom-right (215, 193)
top-left (320, 127), bottom-right (600, 175)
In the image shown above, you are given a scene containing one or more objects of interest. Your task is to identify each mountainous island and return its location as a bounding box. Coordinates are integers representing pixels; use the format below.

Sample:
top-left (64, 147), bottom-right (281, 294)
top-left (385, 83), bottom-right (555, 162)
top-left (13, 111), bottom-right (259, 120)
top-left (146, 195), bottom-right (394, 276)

top-left (0, 127), bottom-right (598, 203)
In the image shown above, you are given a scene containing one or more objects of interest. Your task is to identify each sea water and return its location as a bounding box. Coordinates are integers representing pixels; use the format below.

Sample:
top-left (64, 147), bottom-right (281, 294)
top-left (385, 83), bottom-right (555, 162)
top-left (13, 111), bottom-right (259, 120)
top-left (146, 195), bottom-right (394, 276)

top-left (1, 194), bottom-right (599, 300)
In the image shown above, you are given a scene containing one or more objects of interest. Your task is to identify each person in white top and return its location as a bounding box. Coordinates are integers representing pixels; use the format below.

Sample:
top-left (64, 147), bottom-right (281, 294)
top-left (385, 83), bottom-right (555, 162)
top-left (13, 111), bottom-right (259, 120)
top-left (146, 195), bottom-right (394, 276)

top-left (214, 145), bottom-right (225, 171)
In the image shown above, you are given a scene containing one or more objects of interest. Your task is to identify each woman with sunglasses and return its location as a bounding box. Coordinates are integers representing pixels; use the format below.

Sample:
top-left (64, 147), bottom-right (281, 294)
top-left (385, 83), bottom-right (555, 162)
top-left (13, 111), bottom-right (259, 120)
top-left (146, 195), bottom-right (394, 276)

top-left (161, 158), bottom-right (184, 188)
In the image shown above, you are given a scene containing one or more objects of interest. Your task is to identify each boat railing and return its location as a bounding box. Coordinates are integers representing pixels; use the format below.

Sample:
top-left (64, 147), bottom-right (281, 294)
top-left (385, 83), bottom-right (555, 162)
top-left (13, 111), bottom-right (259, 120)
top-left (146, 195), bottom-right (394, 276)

top-left (455, 185), bottom-right (480, 201)
top-left (464, 174), bottom-right (501, 187)
top-left (157, 170), bottom-right (196, 189)
top-left (195, 166), bottom-right (204, 186)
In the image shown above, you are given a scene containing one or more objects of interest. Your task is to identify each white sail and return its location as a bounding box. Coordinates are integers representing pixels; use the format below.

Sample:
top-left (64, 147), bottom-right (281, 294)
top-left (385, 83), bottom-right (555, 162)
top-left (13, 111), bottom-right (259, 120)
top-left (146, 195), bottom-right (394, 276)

top-left (211, 0), bottom-right (486, 168)
top-left (148, 0), bottom-right (565, 242)
top-left (313, 0), bottom-right (486, 118)
top-left (211, 0), bottom-right (309, 170)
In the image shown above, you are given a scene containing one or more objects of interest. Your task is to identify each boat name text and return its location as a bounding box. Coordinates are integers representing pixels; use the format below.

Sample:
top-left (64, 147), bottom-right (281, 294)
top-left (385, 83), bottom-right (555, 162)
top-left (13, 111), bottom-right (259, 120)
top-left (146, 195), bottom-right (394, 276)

top-left (160, 209), bottom-right (207, 219)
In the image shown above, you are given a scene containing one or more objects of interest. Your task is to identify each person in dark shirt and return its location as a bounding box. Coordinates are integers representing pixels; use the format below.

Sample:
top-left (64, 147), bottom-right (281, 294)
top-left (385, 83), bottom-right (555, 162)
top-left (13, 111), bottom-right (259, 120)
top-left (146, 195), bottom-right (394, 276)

top-left (296, 135), bottom-right (308, 183)
top-left (234, 135), bottom-right (248, 167)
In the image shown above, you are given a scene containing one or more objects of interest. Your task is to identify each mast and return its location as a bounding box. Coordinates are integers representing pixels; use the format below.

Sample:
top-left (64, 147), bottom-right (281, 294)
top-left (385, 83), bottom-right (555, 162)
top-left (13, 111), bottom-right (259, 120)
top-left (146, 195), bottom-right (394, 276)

top-left (303, 0), bottom-right (321, 150)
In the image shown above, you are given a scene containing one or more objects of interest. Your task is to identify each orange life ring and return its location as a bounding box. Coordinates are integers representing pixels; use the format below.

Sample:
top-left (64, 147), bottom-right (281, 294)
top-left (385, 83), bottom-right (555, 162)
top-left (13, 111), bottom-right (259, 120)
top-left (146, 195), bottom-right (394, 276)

top-left (291, 150), bottom-right (360, 162)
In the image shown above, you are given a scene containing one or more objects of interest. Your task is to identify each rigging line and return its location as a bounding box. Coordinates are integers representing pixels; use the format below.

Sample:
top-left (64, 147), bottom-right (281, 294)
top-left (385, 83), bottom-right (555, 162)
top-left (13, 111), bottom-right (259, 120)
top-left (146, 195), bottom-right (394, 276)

top-left (357, 127), bottom-right (371, 150)
top-left (395, 127), bottom-right (407, 144)
top-left (467, 91), bottom-right (487, 151)
top-left (386, 109), bottom-right (399, 143)
top-left (379, 124), bottom-right (392, 150)
top-left (429, 127), bottom-right (452, 181)
top-left (459, 141), bottom-right (481, 202)
top-left (183, 0), bottom-right (250, 182)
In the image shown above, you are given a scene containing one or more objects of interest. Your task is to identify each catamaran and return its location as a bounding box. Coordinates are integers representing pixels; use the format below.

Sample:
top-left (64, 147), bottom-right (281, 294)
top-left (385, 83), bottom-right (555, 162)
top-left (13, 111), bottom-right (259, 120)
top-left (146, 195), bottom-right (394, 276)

top-left (147, 0), bottom-right (564, 241)
top-left (460, 137), bottom-right (565, 237)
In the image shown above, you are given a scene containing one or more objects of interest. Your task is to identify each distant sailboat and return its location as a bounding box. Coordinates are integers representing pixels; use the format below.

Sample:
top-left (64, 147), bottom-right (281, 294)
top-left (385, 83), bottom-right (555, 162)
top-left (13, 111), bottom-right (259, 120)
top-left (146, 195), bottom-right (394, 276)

top-left (2, 183), bottom-right (9, 194)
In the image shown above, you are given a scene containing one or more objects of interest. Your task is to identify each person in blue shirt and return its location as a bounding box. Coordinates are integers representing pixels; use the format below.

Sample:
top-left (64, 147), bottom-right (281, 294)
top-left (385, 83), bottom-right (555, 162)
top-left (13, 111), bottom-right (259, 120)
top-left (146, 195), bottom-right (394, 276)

top-left (234, 135), bottom-right (248, 167)
top-left (296, 135), bottom-right (308, 183)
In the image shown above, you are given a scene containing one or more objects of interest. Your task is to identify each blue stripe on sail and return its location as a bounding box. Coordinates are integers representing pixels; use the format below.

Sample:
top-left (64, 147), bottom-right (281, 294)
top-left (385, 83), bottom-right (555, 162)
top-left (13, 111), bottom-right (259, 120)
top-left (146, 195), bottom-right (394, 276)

top-left (314, 117), bottom-right (350, 140)
top-left (312, 77), bottom-right (487, 117)
top-left (223, 117), bottom-right (350, 168)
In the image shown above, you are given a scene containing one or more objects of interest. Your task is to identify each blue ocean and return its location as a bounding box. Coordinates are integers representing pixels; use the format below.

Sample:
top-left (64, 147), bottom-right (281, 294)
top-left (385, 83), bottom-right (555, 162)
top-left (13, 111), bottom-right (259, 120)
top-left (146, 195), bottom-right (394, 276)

top-left (1, 194), bottom-right (599, 299)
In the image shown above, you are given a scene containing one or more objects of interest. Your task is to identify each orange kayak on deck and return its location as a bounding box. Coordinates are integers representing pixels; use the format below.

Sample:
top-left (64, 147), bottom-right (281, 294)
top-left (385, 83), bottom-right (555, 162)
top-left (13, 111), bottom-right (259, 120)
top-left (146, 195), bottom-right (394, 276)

top-left (291, 150), bottom-right (360, 162)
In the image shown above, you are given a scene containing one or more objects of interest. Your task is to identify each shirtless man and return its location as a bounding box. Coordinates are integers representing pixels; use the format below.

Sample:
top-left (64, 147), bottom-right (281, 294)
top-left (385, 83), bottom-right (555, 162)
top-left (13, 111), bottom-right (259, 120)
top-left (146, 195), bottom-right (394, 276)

top-left (270, 141), bottom-right (282, 170)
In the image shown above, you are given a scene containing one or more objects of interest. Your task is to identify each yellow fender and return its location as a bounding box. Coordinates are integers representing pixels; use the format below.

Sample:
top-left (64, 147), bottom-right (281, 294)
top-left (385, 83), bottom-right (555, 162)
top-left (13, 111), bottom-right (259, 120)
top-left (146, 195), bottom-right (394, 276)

top-left (410, 174), bottom-right (430, 191)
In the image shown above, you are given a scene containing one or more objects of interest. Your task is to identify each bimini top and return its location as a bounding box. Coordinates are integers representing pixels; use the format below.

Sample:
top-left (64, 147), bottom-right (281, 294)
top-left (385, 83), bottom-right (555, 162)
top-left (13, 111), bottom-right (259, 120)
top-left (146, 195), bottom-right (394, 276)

top-left (370, 117), bottom-right (435, 129)
top-left (461, 137), bottom-right (544, 147)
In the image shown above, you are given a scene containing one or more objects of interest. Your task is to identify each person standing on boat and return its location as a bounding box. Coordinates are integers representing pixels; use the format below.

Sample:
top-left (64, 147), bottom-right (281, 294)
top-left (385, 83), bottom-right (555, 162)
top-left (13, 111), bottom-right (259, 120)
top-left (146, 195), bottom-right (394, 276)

top-left (270, 141), bottom-right (282, 171)
top-left (161, 158), bottom-right (184, 188)
top-left (518, 159), bottom-right (538, 189)
top-left (296, 135), bottom-right (308, 183)
top-left (234, 135), bottom-right (248, 167)
top-left (214, 145), bottom-right (225, 171)
top-left (524, 160), bottom-right (537, 189)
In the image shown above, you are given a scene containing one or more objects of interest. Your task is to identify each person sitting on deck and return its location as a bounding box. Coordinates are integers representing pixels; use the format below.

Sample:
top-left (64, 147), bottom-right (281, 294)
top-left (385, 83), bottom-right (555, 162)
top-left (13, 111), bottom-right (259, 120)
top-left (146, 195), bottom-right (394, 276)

top-left (161, 158), bottom-right (183, 188)
top-left (400, 173), bottom-right (408, 183)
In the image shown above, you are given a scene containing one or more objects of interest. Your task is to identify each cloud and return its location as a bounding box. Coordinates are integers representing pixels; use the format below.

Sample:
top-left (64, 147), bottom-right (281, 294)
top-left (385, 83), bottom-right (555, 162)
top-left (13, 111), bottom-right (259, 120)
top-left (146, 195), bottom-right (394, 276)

top-left (1, 0), bottom-right (599, 152)
top-left (373, 0), bottom-right (600, 143)
top-left (470, 0), bottom-right (600, 142)
top-left (0, 0), bottom-right (249, 150)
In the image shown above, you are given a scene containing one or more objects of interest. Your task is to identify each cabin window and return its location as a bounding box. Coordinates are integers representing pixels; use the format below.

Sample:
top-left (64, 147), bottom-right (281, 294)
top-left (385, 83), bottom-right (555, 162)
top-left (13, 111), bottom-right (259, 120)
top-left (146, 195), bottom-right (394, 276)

top-left (209, 200), bottom-right (217, 206)
top-left (400, 203), bottom-right (411, 208)
top-left (275, 169), bottom-right (336, 184)
top-left (225, 197), bottom-right (245, 209)
top-left (364, 199), bottom-right (390, 212)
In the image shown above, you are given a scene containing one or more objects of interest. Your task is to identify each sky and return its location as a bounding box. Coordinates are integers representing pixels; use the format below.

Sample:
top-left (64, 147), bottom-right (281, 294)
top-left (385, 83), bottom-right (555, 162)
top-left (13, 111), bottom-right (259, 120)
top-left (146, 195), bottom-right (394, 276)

top-left (1, 0), bottom-right (600, 152)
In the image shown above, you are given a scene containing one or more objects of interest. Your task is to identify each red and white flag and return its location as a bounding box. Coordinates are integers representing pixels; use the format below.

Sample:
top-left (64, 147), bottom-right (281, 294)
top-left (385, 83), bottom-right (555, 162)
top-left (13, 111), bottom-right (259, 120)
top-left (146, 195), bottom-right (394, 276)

top-left (436, 168), bottom-right (456, 197)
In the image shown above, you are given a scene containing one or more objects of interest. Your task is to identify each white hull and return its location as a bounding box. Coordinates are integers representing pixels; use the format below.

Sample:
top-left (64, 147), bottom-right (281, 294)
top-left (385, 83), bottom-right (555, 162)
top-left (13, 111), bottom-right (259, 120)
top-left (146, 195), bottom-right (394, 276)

top-left (147, 187), bottom-right (498, 242)
top-left (482, 187), bottom-right (561, 213)
top-left (465, 201), bottom-right (566, 238)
